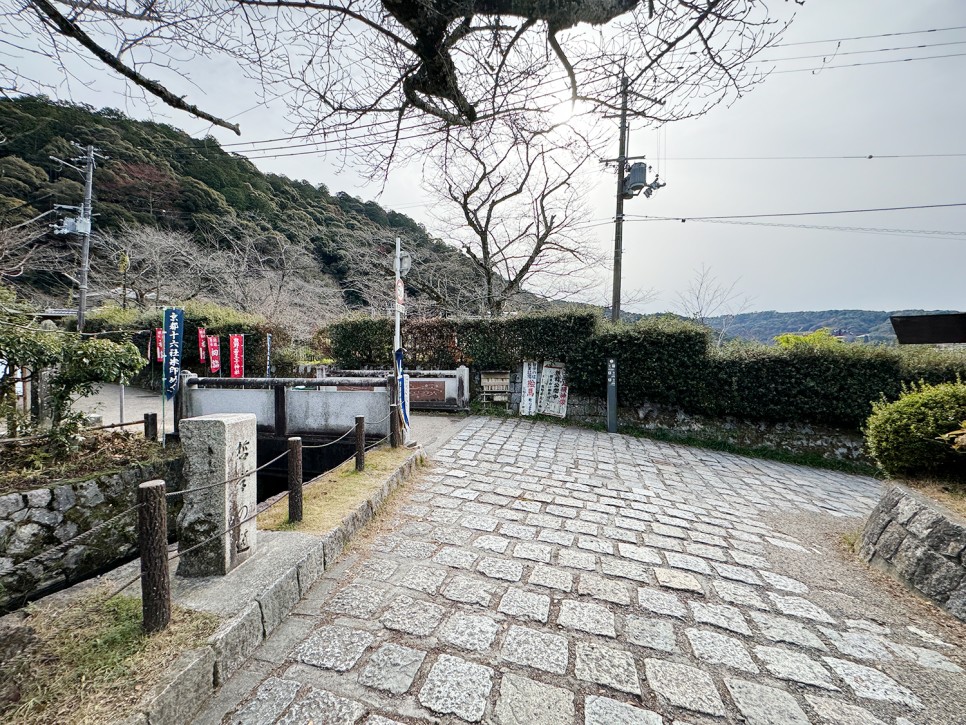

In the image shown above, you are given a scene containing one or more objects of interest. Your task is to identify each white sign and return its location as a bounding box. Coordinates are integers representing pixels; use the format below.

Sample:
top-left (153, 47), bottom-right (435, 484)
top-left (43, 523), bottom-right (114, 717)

top-left (537, 360), bottom-right (568, 418)
top-left (520, 360), bottom-right (539, 416)
top-left (395, 279), bottom-right (405, 305)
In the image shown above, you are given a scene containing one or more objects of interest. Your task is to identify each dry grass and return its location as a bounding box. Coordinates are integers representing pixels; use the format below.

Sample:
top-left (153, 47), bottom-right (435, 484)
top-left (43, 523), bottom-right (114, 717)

top-left (902, 478), bottom-right (966, 519)
top-left (0, 587), bottom-right (218, 724)
top-left (259, 446), bottom-right (421, 535)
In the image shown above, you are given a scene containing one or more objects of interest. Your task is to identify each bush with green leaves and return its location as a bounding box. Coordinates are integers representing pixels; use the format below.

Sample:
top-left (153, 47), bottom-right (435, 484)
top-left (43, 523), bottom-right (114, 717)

top-left (864, 381), bottom-right (966, 478)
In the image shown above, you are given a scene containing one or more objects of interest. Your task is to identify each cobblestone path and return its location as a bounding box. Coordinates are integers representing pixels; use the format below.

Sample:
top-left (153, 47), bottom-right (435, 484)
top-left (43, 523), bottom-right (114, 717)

top-left (196, 417), bottom-right (966, 725)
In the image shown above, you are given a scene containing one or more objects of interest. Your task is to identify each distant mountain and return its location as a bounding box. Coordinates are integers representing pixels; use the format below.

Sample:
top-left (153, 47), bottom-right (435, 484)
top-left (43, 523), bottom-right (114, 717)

top-left (705, 309), bottom-right (961, 344)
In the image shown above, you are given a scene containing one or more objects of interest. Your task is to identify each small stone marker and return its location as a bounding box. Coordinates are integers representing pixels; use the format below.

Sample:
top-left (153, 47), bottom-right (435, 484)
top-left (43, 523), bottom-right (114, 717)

top-left (177, 413), bottom-right (257, 576)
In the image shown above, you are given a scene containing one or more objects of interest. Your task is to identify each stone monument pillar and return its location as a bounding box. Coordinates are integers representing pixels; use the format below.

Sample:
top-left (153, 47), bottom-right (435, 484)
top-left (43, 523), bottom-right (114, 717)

top-left (177, 413), bottom-right (257, 576)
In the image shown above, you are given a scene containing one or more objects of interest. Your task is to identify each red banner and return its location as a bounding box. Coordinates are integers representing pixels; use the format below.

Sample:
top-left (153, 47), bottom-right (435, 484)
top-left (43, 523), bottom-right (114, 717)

top-left (155, 328), bottom-right (164, 362)
top-left (229, 334), bottom-right (244, 378)
top-left (207, 336), bottom-right (221, 373)
top-left (198, 327), bottom-right (207, 363)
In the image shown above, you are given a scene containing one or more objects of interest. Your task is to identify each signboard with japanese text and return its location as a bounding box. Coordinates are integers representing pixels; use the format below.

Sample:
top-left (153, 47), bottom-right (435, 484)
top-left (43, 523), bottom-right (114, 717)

top-left (163, 308), bottom-right (184, 400)
top-left (198, 327), bottom-right (207, 363)
top-left (520, 360), bottom-right (539, 416)
top-left (229, 334), bottom-right (244, 378)
top-left (536, 360), bottom-right (568, 418)
top-left (155, 328), bottom-right (164, 363)
top-left (207, 336), bottom-right (221, 373)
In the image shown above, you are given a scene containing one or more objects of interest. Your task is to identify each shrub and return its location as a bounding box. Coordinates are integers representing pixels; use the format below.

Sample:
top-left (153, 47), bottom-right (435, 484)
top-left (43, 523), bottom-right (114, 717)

top-left (864, 381), bottom-right (966, 478)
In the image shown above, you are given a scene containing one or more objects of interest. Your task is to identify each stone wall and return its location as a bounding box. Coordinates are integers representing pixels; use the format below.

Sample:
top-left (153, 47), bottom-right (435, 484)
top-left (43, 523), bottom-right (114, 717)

top-left (501, 368), bottom-right (866, 462)
top-left (0, 456), bottom-right (184, 610)
top-left (860, 485), bottom-right (966, 621)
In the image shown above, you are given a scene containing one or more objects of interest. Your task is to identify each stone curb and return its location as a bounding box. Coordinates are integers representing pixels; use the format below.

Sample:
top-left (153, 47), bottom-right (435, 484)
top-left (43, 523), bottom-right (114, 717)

top-left (122, 447), bottom-right (425, 725)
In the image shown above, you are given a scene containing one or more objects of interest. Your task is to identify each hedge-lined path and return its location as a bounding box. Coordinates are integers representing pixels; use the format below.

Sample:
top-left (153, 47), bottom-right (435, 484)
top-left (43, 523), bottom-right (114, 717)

top-left (195, 417), bottom-right (966, 725)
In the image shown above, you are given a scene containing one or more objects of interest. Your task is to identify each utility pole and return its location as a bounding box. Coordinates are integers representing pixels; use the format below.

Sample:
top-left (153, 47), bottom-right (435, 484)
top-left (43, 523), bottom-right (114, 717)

top-left (51, 143), bottom-right (105, 333)
top-left (600, 77), bottom-right (666, 324)
top-left (611, 76), bottom-right (629, 325)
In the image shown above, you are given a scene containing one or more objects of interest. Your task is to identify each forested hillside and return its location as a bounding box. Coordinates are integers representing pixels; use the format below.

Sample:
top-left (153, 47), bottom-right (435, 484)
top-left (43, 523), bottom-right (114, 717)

top-left (0, 96), bottom-right (484, 334)
top-left (707, 309), bottom-right (960, 344)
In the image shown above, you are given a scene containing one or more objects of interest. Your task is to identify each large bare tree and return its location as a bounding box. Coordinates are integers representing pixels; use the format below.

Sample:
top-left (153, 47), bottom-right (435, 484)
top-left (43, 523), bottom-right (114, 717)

top-left (429, 126), bottom-right (603, 315)
top-left (5, 1), bottom-right (795, 167)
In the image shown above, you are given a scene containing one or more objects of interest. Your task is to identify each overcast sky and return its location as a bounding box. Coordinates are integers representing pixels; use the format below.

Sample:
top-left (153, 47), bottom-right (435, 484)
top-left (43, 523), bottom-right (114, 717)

top-left (17, 0), bottom-right (966, 315)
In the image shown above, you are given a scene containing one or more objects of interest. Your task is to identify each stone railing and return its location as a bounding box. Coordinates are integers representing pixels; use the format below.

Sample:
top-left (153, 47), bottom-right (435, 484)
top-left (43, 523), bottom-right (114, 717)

top-left (859, 484), bottom-right (966, 621)
top-left (0, 456), bottom-right (184, 610)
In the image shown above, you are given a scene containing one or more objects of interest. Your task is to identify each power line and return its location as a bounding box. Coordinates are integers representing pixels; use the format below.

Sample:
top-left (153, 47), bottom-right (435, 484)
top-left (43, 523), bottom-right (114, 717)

top-left (754, 39), bottom-right (966, 64)
top-left (626, 201), bottom-right (966, 222)
top-left (771, 24), bottom-right (966, 48)
top-left (637, 153), bottom-right (966, 161)
top-left (769, 51), bottom-right (966, 74)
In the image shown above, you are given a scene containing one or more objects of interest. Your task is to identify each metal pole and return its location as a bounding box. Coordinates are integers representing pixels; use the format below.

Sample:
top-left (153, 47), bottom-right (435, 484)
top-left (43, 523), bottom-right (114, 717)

top-left (607, 358), bottom-right (618, 434)
top-left (138, 479), bottom-right (171, 633)
top-left (355, 415), bottom-right (365, 472)
top-left (119, 383), bottom-right (125, 424)
top-left (394, 236), bottom-right (402, 352)
top-left (611, 76), bottom-right (629, 325)
top-left (77, 145), bottom-right (94, 333)
top-left (288, 437), bottom-right (303, 523)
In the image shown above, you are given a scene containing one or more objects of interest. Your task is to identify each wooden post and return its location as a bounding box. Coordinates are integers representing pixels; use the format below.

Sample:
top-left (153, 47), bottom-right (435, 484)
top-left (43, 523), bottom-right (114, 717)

top-left (274, 385), bottom-right (287, 436)
top-left (138, 479), bottom-right (170, 633)
top-left (355, 415), bottom-right (365, 472)
top-left (288, 436), bottom-right (303, 523)
top-left (144, 412), bottom-right (158, 441)
top-left (389, 403), bottom-right (401, 449)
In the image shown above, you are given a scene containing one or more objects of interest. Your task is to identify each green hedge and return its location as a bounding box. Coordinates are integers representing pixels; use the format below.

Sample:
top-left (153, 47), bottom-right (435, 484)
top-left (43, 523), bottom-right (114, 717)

top-left (326, 311), bottom-right (600, 370)
top-left (323, 311), bottom-right (966, 430)
top-left (865, 381), bottom-right (966, 478)
top-left (81, 301), bottom-right (290, 382)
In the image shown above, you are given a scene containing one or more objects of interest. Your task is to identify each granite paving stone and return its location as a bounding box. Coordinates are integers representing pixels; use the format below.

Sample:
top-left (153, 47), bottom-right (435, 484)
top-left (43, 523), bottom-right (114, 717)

top-left (493, 673), bottom-right (575, 725)
top-left (754, 645), bottom-right (839, 690)
top-left (578, 572), bottom-right (632, 604)
top-left (803, 694), bottom-right (888, 725)
top-left (558, 599), bottom-right (617, 637)
top-left (399, 565), bottom-right (447, 594)
top-left (584, 696), bottom-right (662, 725)
top-left (626, 615), bottom-right (677, 652)
top-left (768, 593), bottom-right (836, 624)
top-left (686, 628), bottom-right (758, 672)
top-left (439, 613), bottom-right (500, 652)
top-left (558, 548), bottom-right (597, 570)
top-left (601, 557), bottom-right (652, 583)
top-left (654, 567), bottom-right (703, 593)
top-left (637, 587), bottom-right (688, 618)
top-left (357, 643), bottom-right (426, 694)
top-left (527, 564), bottom-right (573, 591)
top-left (380, 595), bottom-right (445, 636)
top-left (276, 686), bottom-right (367, 725)
top-left (725, 679), bottom-right (811, 725)
top-left (823, 657), bottom-right (924, 709)
top-left (750, 611), bottom-right (827, 650)
top-left (512, 541), bottom-right (554, 562)
top-left (497, 587), bottom-right (551, 622)
top-left (441, 575), bottom-right (495, 606)
top-left (433, 546), bottom-right (480, 569)
top-left (294, 625), bottom-right (374, 671)
top-left (644, 658), bottom-right (726, 717)
top-left (478, 556), bottom-right (524, 581)
top-left (473, 534), bottom-right (511, 553)
top-left (574, 642), bottom-right (641, 695)
top-left (617, 543), bottom-right (663, 565)
top-left (231, 676), bottom-right (301, 725)
top-left (501, 624), bottom-right (569, 674)
top-left (713, 579), bottom-right (768, 610)
top-left (325, 583), bottom-right (386, 618)
top-left (689, 601), bottom-right (752, 635)
top-left (418, 654), bottom-right (494, 722)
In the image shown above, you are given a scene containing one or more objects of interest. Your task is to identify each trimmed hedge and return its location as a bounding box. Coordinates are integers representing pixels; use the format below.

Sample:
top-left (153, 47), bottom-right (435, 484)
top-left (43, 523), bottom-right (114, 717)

top-left (865, 381), bottom-right (966, 478)
top-left (81, 301), bottom-right (290, 382)
top-left (323, 311), bottom-right (966, 430)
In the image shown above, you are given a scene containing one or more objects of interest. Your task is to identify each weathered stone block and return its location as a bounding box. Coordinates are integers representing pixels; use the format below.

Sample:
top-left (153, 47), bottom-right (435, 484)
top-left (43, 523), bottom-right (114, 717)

top-left (143, 647), bottom-right (215, 725)
top-left (209, 602), bottom-right (263, 685)
top-left (874, 521), bottom-right (907, 560)
top-left (177, 414), bottom-right (257, 577)
top-left (912, 551), bottom-right (965, 602)
top-left (0, 492), bottom-right (25, 518)
top-left (296, 544), bottom-right (326, 597)
top-left (893, 535), bottom-right (928, 580)
top-left (24, 488), bottom-right (51, 508)
top-left (257, 567), bottom-right (301, 636)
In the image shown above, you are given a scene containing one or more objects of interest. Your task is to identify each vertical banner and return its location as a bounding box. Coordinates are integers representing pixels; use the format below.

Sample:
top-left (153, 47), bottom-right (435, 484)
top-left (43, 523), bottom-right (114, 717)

top-left (536, 360), bottom-right (569, 418)
top-left (207, 335), bottom-right (221, 373)
top-left (155, 328), bottom-right (164, 363)
top-left (163, 308), bottom-right (185, 401)
top-left (520, 360), bottom-right (539, 416)
top-left (229, 334), bottom-right (244, 378)
top-left (198, 327), bottom-right (207, 363)
top-left (266, 332), bottom-right (272, 378)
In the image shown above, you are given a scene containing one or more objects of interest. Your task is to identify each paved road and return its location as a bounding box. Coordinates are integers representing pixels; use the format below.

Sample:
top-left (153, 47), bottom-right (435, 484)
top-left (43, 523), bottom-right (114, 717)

top-left (194, 417), bottom-right (966, 725)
